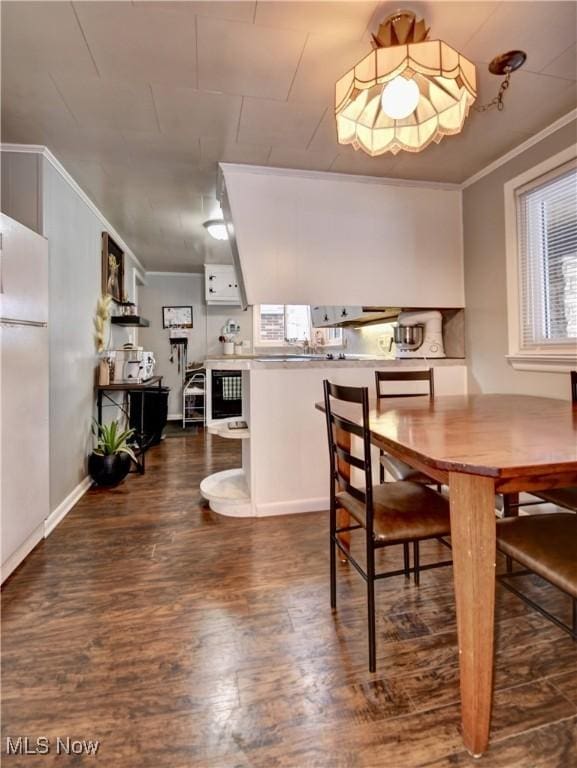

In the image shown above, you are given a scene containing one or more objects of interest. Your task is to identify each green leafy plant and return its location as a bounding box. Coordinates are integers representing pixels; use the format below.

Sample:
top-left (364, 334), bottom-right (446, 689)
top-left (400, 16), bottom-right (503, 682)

top-left (92, 420), bottom-right (136, 462)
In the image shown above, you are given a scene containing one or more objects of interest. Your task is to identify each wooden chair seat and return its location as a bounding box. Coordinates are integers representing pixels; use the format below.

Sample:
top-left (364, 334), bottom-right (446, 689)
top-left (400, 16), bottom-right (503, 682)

top-left (379, 454), bottom-right (436, 485)
top-left (337, 481), bottom-right (450, 542)
top-left (534, 487), bottom-right (577, 512)
top-left (497, 513), bottom-right (577, 598)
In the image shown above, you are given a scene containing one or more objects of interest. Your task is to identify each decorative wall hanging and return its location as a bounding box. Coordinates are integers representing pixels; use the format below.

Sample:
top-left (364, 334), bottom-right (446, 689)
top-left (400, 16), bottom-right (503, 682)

top-left (335, 10), bottom-right (477, 156)
top-left (101, 232), bottom-right (125, 303)
top-left (162, 305), bottom-right (193, 329)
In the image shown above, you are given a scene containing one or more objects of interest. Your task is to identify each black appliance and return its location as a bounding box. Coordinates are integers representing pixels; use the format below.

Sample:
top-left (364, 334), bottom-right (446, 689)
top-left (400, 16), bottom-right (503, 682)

top-left (211, 370), bottom-right (242, 420)
top-left (129, 386), bottom-right (170, 445)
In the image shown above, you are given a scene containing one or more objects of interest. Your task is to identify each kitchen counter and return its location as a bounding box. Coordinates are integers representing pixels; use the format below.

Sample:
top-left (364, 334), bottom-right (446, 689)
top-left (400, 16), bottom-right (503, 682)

top-left (205, 355), bottom-right (466, 370)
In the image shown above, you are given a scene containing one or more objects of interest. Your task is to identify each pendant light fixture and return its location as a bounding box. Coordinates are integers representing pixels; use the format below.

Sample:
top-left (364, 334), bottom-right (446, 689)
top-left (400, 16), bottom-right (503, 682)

top-left (335, 10), bottom-right (477, 156)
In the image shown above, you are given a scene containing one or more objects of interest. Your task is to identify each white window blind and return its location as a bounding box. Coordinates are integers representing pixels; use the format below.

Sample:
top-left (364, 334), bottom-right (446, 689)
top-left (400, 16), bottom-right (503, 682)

top-left (517, 162), bottom-right (577, 348)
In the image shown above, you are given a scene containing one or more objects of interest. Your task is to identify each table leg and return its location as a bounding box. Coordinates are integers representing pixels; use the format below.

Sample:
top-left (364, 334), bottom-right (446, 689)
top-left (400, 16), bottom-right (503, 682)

top-left (449, 471), bottom-right (496, 757)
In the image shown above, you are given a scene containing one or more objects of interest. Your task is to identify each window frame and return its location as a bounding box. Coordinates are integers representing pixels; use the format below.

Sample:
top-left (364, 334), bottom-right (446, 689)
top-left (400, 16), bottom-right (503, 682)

top-left (253, 305), bottom-right (343, 348)
top-left (505, 146), bottom-right (577, 372)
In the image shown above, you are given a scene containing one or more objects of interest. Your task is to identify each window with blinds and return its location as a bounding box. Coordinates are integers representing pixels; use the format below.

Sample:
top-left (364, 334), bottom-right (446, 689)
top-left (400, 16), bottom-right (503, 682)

top-left (517, 161), bottom-right (577, 348)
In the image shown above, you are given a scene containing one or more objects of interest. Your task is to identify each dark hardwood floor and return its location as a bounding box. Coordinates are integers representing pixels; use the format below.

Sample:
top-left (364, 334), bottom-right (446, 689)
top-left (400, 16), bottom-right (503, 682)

top-left (2, 431), bottom-right (576, 767)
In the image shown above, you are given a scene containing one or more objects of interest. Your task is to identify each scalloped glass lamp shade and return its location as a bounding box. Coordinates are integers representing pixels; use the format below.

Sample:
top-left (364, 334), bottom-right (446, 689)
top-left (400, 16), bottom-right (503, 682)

top-left (335, 10), bottom-right (477, 157)
top-left (203, 219), bottom-right (228, 241)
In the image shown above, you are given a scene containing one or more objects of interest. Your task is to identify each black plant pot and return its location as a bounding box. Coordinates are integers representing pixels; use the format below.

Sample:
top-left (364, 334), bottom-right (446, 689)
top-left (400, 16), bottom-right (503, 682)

top-left (88, 452), bottom-right (132, 487)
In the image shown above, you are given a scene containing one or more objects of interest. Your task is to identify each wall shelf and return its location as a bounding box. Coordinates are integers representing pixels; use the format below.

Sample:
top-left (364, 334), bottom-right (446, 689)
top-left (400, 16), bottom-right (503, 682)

top-left (111, 316), bottom-right (150, 327)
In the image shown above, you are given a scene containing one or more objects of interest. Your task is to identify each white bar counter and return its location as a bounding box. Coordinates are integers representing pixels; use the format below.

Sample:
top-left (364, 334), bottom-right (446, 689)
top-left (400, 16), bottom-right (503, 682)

top-left (201, 356), bottom-right (468, 517)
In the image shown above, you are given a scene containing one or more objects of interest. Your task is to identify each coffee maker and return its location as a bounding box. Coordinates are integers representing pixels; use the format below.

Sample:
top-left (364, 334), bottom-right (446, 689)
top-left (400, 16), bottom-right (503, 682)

top-left (112, 349), bottom-right (156, 383)
top-left (393, 310), bottom-right (445, 359)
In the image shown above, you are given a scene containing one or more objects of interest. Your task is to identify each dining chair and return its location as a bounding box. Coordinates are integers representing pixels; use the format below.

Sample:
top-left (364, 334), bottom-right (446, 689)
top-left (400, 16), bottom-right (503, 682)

top-left (374, 369), bottom-right (437, 485)
top-left (497, 513), bottom-right (577, 640)
top-left (323, 379), bottom-right (452, 672)
top-left (533, 371), bottom-right (577, 511)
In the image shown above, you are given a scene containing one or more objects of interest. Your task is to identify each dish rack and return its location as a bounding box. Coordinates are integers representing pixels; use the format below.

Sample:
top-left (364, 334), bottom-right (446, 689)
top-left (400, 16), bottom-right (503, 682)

top-left (182, 371), bottom-right (206, 428)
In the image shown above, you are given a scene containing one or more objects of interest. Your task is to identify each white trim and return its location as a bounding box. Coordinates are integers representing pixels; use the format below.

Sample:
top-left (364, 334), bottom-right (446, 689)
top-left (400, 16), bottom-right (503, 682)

top-left (504, 145), bottom-right (577, 366)
top-left (146, 271), bottom-right (203, 278)
top-left (44, 476), bottom-right (92, 537)
top-left (220, 162), bottom-right (461, 191)
top-left (462, 109), bottom-right (577, 189)
top-left (167, 413), bottom-right (183, 421)
top-left (0, 143), bottom-right (146, 274)
top-left (255, 497), bottom-right (329, 517)
top-left (1, 522), bottom-right (44, 584)
top-left (507, 355), bottom-right (577, 373)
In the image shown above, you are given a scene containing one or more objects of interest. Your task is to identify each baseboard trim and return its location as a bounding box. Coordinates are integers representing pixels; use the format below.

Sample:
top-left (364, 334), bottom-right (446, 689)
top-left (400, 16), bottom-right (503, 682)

top-left (255, 497), bottom-right (329, 517)
top-left (45, 476), bottom-right (92, 537)
top-left (167, 414), bottom-right (183, 421)
top-left (1, 523), bottom-right (44, 584)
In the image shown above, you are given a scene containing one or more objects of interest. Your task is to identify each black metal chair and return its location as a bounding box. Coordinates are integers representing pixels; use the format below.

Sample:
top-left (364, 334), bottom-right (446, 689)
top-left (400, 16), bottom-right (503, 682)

top-left (533, 371), bottom-right (577, 511)
top-left (375, 369), bottom-right (437, 486)
top-left (502, 370), bottom-right (577, 574)
top-left (323, 380), bottom-right (452, 672)
top-left (497, 513), bottom-right (577, 640)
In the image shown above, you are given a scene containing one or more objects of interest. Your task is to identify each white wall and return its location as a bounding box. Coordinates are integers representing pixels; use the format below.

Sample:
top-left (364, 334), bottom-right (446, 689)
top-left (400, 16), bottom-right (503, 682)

top-left (138, 274), bottom-right (253, 416)
top-left (222, 165), bottom-right (464, 308)
top-left (1, 149), bottom-right (138, 512)
top-left (463, 119), bottom-right (577, 400)
top-left (138, 274), bottom-right (206, 417)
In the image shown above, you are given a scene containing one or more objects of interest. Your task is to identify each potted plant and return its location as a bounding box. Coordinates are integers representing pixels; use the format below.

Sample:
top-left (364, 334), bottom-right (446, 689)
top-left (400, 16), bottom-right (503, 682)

top-left (89, 420), bottom-right (136, 487)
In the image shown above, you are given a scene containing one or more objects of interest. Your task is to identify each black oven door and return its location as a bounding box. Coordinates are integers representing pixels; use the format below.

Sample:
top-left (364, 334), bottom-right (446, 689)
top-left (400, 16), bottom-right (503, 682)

top-left (211, 370), bottom-right (242, 420)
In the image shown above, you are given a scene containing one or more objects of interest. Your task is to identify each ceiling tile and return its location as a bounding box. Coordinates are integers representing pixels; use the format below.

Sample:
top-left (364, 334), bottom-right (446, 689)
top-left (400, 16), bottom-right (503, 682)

top-left (200, 137), bottom-right (271, 165)
top-left (254, 1), bottom-right (377, 37)
top-left (268, 146), bottom-right (338, 172)
top-left (238, 97), bottom-right (325, 148)
top-left (1, 1), bottom-right (98, 78)
top-left (197, 16), bottom-right (306, 99)
top-left (74, 2), bottom-right (197, 87)
top-left (133, 1), bottom-right (256, 24)
top-left (52, 76), bottom-right (160, 133)
top-left (152, 85), bottom-right (242, 140)
top-left (329, 149), bottom-right (400, 177)
top-left (288, 33), bottom-right (370, 104)
top-left (405, 1), bottom-right (500, 50)
top-left (465, 1), bottom-right (577, 71)
top-left (542, 43), bottom-right (577, 80)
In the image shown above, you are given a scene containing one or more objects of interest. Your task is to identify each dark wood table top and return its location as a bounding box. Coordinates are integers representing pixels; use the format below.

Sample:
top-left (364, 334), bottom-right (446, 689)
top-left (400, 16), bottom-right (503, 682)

top-left (96, 376), bottom-right (163, 391)
top-left (316, 394), bottom-right (577, 479)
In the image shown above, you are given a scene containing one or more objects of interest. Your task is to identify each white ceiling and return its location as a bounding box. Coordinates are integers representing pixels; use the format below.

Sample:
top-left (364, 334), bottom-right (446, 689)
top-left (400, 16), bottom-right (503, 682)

top-left (2, 1), bottom-right (576, 271)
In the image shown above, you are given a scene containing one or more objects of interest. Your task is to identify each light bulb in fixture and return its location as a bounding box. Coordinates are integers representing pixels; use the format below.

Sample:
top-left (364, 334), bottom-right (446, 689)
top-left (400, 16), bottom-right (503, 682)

top-left (380, 76), bottom-right (420, 120)
top-left (203, 219), bottom-right (228, 241)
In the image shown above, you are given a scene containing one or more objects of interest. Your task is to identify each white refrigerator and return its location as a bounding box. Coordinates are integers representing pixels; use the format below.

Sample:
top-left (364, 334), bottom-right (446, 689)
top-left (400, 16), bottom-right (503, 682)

top-left (0, 213), bottom-right (49, 582)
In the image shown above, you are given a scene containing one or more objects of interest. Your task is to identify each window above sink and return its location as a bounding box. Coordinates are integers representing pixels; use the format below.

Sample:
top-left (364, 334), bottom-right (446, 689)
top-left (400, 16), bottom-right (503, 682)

top-left (253, 305), bottom-right (342, 348)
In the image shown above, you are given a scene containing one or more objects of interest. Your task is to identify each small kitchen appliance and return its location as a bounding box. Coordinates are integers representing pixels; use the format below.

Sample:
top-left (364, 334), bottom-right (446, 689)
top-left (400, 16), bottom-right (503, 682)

top-left (394, 310), bottom-right (445, 359)
top-left (113, 349), bottom-right (156, 383)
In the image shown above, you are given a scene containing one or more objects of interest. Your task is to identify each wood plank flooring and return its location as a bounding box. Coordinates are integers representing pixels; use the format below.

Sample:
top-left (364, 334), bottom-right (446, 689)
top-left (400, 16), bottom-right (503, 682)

top-left (2, 430), bottom-right (577, 767)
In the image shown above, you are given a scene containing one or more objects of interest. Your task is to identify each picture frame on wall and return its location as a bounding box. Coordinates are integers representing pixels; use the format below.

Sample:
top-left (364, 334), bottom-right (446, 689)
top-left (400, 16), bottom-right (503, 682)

top-left (162, 305), bottom-right (193, 329)
top-left (101, 232), bottom-right (125, 303)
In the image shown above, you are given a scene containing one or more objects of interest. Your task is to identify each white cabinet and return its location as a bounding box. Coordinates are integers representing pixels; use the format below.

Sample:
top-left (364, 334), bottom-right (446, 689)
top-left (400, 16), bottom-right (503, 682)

top-left (311, 306), bottom-right (364, 327)
top-left (204, 264), bottom-right (240, 305)
top-left (310, 306), bottom-right (335, 327)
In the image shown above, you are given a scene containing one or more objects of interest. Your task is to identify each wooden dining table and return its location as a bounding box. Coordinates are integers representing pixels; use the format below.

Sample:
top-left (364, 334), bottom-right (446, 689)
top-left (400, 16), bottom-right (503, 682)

top-left (315, 393), bottom-right (577, 757)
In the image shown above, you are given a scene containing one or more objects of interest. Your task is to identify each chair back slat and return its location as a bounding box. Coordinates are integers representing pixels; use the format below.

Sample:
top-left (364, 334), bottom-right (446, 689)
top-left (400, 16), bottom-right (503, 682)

top-left (571, 371), bottom-right (577, 404)
top-left (335, 445), bottom-right (365, 471)
top-left (323, 380), bottom-right (374, 528)
top-left (375, 368), bottom-right (434, 399)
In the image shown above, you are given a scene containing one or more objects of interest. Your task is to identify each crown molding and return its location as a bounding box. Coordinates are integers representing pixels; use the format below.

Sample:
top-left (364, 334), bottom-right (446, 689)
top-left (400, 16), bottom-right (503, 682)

top-left (0, 143), bottom-right (145, 273)
top-left (461, 109), bottom-right (577, 189)
top-left (219, 162), bottom-right (461, 191)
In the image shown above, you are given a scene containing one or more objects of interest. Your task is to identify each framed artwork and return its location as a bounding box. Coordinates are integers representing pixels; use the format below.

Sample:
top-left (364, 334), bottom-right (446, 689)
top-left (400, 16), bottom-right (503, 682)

top-left (162, 305), bottom-right (193, 329)
top-left (101, 232), bottom-right (125, 303)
